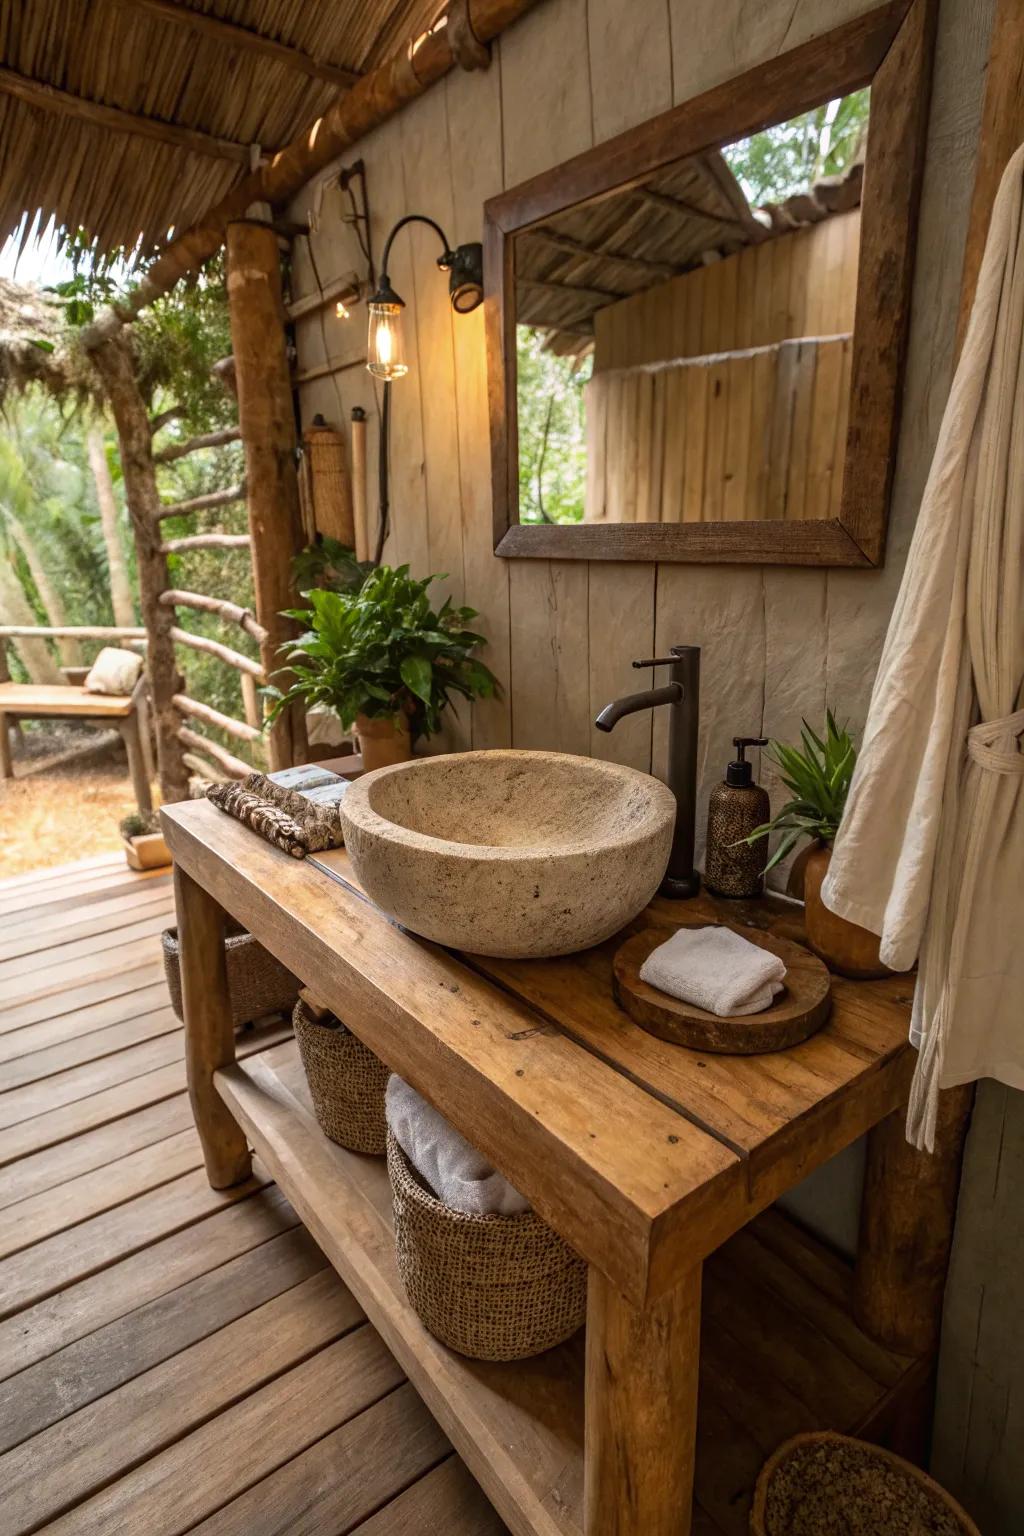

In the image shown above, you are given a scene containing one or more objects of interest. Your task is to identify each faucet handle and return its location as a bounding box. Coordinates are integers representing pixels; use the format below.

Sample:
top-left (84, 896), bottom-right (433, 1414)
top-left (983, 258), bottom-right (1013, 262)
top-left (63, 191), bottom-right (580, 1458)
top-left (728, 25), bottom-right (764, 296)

top-left (632, 656), bottom-right (677, 669)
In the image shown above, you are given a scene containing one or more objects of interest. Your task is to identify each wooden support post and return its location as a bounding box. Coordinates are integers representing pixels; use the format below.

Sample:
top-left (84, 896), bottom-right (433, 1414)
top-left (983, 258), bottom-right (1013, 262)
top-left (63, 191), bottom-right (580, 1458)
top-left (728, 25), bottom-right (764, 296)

top-left (172, 863), bottom-right (253, 1188)
top-left (351, 407), bottom-right (369, 563)
top-left (585, 1265), bottom-right (701, 1536)
top-left (226, 218), bottom-right (307, 772)
top-left (0, 639), bottom-right (10, 778)
top-left (90, 334), bottom-right (190, 803)
top-left (119, 711), bottom-right (153, 815)
top-left (854, 1083), bottom-right (974, 1358)
top-left (240, 671), bottom-right (261, 732)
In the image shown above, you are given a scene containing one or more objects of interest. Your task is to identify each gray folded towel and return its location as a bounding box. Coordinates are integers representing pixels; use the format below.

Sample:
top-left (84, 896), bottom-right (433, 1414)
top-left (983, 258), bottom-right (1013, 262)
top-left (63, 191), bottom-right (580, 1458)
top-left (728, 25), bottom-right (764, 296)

top-left (640, 925), bottom-right (786, 1016)
top-left (385, 1075), bottom-right (530, 1216)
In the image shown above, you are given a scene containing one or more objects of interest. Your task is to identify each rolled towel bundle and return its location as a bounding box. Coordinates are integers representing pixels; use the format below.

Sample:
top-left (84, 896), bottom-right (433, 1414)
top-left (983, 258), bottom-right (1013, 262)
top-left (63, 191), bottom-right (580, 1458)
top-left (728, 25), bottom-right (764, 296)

top-left (385, 1075), bottom-right (530, 1216)
top-left (640, 925), bottom-right (786, 1017)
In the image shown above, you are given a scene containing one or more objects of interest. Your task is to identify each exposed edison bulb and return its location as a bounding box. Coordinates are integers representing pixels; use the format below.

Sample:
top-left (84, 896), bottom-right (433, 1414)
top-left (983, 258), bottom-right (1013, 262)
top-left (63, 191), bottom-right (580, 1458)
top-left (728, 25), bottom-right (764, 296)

top-left (367, 301), bottom-right (408, 381)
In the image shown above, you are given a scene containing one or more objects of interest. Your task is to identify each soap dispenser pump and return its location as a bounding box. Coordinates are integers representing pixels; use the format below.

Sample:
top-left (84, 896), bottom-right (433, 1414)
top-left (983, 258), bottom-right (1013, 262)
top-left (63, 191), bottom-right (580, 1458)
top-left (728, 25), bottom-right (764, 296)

top-left (704, 737), bottom-right (770, 899)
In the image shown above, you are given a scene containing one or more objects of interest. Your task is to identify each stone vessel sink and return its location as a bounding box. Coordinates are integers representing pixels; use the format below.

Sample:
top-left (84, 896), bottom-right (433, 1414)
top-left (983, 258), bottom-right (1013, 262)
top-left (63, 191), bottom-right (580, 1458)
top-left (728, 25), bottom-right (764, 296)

top-left (339, 749), bottom-right (676, 959)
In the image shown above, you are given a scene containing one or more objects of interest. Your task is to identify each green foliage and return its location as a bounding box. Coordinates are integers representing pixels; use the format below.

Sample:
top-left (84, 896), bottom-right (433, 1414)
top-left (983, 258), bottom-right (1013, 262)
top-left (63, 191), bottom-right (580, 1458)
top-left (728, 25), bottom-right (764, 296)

top-left (268, 564), bottom-right (499, 743)
top-left (516, 326), bottom-right (591, 525)
top-left (741, 711), bottom-right (857, 872)
top-left (0, 391), bottom-right (115, 645)
top-left (291, 538), bottom-right (374, 596)
top-left (723, 89), bottom-right (870, 207)
top-left (51, 245), bottom-right (235, 434)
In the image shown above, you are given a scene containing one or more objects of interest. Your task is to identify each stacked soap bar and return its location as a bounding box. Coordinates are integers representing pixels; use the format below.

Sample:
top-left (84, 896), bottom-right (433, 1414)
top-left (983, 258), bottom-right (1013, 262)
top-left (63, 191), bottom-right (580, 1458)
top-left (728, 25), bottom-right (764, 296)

top-left (206, 764), bottom-right (350, 858)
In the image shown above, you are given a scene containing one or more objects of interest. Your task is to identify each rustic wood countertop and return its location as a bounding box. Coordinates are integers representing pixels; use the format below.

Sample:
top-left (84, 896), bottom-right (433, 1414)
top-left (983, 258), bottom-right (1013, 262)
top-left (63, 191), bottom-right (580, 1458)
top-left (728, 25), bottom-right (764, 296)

top-left (162, 798), bottom-right (914, 1309)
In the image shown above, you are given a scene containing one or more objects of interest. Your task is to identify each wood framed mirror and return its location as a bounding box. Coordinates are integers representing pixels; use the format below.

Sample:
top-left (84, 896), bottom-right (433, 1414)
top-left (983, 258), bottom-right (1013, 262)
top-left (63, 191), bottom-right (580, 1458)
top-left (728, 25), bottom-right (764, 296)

top-left (485, 0), bottom-right (934, 567)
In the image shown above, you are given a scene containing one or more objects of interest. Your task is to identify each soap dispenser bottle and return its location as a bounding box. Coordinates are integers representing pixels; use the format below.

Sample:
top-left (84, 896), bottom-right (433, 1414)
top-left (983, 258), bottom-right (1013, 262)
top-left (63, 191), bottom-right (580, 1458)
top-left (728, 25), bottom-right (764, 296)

top-left (704, 737), bottom-right (770, 899)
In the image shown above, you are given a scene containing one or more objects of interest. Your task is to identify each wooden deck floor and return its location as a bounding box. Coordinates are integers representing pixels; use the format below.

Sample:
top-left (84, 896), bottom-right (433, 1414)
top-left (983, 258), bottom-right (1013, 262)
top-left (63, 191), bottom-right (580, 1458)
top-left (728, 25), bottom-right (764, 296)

top-left (0, 852), bottom-right (506, 1536)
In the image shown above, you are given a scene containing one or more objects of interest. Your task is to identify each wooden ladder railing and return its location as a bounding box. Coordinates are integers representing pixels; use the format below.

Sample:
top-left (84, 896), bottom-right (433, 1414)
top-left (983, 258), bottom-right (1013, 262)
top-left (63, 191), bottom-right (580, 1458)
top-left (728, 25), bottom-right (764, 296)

top-left (150, 421), bottom-right (268, 785)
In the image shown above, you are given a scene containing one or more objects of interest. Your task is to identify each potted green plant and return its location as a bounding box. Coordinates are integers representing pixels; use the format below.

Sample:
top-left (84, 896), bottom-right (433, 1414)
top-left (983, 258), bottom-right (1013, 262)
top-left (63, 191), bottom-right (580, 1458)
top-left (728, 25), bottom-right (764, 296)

top-left (120, 810), bottom-right (171, 871)
top-left (268, 564), bottom-right (499, 771)
top-left (740, 713), bottom-right (889, 978)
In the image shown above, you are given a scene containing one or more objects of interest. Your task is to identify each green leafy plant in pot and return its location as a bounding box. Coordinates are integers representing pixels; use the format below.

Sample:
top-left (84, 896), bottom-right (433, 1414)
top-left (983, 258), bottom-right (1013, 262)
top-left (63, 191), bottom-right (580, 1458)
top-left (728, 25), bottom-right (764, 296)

top-left (740, 712), bottom-right (889, 978)
top-left (266, 564), bottom-right (499, 771)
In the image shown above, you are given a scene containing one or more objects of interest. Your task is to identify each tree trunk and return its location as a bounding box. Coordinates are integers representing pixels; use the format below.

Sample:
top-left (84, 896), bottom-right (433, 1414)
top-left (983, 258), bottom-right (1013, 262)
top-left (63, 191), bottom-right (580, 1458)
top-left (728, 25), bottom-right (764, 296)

top-left (226, 218), bottom-right (307, 771)
top-left (2, 513), bottom-right (82, 666)
top-left (87, 424), bottom-right (137, 630)
top-left (90, 333), bottom-right (189, 803)
top-left (0, 557), bottom-right (62, 683)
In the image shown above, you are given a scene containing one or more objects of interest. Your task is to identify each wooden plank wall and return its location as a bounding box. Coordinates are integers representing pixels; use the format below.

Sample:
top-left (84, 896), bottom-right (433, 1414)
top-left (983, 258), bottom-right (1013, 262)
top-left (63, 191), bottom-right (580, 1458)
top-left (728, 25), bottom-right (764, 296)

top-left (585, 336), bottom-right (852, 524)
top-left (593, 210), bottom-right (861, 371)
top-left (288, 0), bottom-right (991, 856)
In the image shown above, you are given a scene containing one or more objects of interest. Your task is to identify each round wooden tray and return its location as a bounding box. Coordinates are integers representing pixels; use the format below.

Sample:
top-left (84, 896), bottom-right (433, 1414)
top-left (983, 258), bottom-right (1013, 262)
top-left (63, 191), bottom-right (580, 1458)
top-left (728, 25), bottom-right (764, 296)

top-left (612, 917), bottom-right (832, 1054)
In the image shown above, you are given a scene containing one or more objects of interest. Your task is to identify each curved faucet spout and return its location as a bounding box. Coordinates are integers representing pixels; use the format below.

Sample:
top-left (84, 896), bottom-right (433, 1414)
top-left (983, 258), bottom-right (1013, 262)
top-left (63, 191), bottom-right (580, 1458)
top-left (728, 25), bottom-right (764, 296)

top-left (594, 683), bottom-right (682, 733)
top-left (595, 645), bottom-right (701, 898)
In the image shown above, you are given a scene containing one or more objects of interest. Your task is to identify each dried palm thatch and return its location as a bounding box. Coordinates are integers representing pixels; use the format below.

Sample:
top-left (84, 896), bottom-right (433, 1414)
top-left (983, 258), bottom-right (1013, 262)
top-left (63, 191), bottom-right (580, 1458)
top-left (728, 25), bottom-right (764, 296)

top-left (0, 276), bottom-right (95, 402)
top-left (0, 0), bottom-right (445, 259)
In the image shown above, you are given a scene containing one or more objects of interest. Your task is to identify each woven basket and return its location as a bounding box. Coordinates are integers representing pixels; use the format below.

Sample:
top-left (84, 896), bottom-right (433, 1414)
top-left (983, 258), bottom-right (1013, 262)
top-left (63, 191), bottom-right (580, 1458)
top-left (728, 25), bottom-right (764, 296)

top-left (161, 921), bottom-right (299, 1030)
top-left (293, 998), bottom-right (389, 1154)
top-left (751, 1433), bottom-right (981, 1536)
top-left (386, 1129), bottom-right (586, 1361)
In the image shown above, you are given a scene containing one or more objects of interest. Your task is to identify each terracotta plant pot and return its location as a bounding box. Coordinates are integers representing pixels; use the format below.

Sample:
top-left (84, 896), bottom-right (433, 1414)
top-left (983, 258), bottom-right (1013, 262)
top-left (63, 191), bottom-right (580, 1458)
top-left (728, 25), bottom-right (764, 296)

top-left (355, 712), bottom-right (413, 772)
top-left (803, 843), bottom-right (890, 979)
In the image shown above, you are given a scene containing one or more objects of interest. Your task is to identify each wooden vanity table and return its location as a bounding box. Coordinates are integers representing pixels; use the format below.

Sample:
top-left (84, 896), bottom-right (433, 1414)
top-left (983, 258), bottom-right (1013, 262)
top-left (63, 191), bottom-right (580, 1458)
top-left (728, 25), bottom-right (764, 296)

top-left (162, 798), bottom-right (963, 1536)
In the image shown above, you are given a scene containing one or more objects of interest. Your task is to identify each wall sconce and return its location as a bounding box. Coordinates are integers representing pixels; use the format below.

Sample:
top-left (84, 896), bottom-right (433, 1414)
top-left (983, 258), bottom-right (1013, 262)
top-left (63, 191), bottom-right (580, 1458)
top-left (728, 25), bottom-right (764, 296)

top-left (367, 215), bottom-right (483, 380)
top-left (367, 214), bottom-right (483, 560)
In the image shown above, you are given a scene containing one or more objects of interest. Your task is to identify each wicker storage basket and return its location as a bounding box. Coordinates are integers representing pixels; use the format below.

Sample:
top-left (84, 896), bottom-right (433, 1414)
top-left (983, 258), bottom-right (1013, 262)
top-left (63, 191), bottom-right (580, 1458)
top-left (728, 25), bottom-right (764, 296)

top-left (386, 1129), bottom-right (586, 1361)
top-left (161, 921), bottom-right (299, 1030)
top-left (293, 997), bottom-right (389, 1154)
top-left (751, 1432), bottom-right (981, 1536)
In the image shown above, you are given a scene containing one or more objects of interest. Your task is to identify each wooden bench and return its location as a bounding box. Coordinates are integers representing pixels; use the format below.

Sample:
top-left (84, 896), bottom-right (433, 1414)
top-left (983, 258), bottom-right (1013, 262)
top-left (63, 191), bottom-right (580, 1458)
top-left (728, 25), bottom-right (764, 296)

top-left (0, 680), bottom-right (154, 814)
top-left (162, 797), bottom-right (969, 1536)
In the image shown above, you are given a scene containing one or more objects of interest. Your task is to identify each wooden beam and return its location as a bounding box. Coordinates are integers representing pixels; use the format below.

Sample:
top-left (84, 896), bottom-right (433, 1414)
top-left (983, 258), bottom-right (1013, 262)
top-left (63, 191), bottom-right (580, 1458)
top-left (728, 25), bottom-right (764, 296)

top-left (170, 625), bottom-right (264, 680)
top-left (157, 482), bottom-right (247, 520)
top-left (173, 692), bottom-right (263, 744)
top-left (286, 272), bottom-right (362, 322)
top-left (177, 725), bottom-right (251, 780)
top-left (81, 0), bottom-right (549, 341)
top-left (0, 64), bottom-right (252, 164)
top-left (160, 533), bottom-right (251, 553)
top-left (124, 0), bottom-right (361, 90)
top-left (154, 427), bottom-right (242, 463)
top-left (635, 185), bottom-right (747, 233)
top-left (0, 624), bottom-right (147, 640)
top-left (531, 227), bottom-right (680, 279)
top-left (227, 218), bottom-right (308, 772)
top-left (160, 589), bottom-right (268, 645)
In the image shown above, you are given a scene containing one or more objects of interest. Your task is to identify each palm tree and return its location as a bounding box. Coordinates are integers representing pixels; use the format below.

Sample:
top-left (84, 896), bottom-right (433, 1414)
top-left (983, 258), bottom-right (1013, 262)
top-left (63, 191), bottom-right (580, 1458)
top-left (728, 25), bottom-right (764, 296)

top-left (86, 422), bottom-right (136, 629)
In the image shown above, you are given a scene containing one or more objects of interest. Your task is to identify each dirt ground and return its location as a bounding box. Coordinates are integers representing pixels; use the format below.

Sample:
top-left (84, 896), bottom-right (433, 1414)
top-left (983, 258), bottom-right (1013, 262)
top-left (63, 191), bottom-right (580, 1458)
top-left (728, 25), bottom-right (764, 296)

top-left (0, 726), bottom-right (147, 880)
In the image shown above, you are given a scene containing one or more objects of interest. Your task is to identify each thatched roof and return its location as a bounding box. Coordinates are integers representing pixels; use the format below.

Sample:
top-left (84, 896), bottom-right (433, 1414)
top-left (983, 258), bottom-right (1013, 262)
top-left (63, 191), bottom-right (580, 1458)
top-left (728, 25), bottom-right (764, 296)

top-left (0, 0), bottom-right (443, 257)
top-left (0, 276), bottom-right (90, 401)
top-left (516, 151), bottom-right (864, 357)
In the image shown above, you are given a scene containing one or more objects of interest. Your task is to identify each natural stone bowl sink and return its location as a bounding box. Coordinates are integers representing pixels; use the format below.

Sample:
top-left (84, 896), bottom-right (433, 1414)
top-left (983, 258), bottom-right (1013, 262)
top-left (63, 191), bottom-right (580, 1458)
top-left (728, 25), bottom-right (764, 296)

top-left (339, 749), bottom-right (676, 959)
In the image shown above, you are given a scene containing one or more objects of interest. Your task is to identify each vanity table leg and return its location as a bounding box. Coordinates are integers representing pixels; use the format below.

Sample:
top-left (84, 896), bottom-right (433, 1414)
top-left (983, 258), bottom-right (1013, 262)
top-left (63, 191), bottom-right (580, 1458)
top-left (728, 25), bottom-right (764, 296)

top-left (173, 864), bottom-right (252, 1188)
top-left (584, 1264), bottom-right (702, 1536)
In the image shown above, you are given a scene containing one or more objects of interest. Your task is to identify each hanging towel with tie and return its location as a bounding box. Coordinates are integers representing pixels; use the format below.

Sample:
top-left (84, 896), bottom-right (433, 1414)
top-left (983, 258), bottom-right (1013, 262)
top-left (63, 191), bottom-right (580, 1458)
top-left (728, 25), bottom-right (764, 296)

top-left (821, 143), bottom-right (1024, 1151)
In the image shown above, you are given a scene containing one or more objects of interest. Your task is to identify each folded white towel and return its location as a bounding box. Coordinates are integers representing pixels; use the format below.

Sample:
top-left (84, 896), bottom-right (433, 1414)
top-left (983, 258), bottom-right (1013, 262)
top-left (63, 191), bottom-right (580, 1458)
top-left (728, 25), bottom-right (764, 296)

top-left (385, 1075), bottom-right (530, 1216)
top-left (639, 925), bottom-right (786, 1017)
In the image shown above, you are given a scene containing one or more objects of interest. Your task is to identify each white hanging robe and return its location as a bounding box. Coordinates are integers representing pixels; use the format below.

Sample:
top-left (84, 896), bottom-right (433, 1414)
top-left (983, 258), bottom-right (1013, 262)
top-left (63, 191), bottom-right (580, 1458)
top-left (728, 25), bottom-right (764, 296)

top-left (821, 144), bottom-right (1024, 1151)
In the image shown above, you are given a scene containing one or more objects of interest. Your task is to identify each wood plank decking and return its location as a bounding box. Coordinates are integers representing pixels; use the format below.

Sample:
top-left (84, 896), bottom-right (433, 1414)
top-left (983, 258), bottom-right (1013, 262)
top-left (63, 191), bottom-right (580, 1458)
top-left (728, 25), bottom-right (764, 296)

top-left (0, 852), bottom-right (506, 1536)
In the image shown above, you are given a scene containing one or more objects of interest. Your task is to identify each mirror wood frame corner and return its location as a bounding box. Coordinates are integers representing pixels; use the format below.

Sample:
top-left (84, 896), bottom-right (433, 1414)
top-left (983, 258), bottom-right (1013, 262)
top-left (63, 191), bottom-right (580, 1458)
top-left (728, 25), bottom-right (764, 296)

top-left (484, 0), bottom-right (936, 569)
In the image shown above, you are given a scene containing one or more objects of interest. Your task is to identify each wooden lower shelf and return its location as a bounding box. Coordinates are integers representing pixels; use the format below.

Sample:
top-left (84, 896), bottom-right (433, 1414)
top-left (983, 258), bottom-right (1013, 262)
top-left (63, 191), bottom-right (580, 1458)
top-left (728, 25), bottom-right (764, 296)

top-left (216, 1042), bottom-right (929, 1536)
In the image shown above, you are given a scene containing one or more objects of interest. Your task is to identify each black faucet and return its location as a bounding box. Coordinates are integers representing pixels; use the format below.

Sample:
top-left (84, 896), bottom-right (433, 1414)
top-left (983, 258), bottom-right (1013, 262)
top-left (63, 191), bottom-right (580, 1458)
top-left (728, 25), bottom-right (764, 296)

top-left (595, 645), bottom-right (700, 899)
